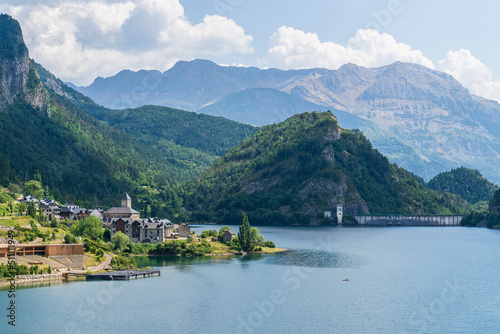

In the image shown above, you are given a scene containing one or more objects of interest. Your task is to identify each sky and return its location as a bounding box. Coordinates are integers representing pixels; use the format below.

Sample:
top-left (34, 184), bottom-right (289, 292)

top-left (1, 0), bottom-right (499, 102)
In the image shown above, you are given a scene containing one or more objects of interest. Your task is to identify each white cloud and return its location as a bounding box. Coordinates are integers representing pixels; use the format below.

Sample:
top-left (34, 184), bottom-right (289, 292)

top-left (264, 26), bottom-right (435, 70)
top-left (0, 0), bottom-right (253, 86)
top-left (438, 49), bottom-right (500, 102)
top-left (263, 26), bottom-right (500, 103)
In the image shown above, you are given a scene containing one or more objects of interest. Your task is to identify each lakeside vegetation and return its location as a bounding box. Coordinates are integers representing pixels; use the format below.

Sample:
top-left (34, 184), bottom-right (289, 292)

top-left (0, 262), bottom-right (53, 278)
top-left (461, 189), bottom-right (500, 229)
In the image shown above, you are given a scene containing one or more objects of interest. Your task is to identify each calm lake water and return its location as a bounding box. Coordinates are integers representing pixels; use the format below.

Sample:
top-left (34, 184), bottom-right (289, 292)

top-left (1, 225), bottom-right (499, 333)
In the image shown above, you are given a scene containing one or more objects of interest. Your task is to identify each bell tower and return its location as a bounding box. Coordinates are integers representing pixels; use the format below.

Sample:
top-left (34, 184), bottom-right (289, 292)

top-left (121, 193), bottom-right (132, 208)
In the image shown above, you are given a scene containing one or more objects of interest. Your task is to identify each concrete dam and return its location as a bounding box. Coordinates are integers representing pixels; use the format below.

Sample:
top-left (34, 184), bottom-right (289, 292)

top-left (352, 215), bottom-right (463, 226)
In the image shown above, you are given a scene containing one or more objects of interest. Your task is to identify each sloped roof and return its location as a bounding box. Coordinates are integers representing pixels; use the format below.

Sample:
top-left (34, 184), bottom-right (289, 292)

top-left (60, 206), bottom-right (87, 214)
top-left (104, 207), bottom-right (139, 214)
top-left (122, 193), bottom-right (131, 200)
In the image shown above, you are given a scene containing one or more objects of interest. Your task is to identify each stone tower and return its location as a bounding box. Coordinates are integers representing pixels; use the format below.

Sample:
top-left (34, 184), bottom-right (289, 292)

top-left (121, 193), bottom-right (132, 208)
top-left (337, 204), bottom-right (343, 225)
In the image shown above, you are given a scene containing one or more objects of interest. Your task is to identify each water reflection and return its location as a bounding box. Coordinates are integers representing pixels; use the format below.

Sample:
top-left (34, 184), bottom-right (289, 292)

top-left (134, 249), bottom-right (363, 270)
top-left (135, 255), bottom-right (236, 268)
top-left (264, 249), bottom-right (363, 268)
top-left (0, 279), bottom-right (66, 291)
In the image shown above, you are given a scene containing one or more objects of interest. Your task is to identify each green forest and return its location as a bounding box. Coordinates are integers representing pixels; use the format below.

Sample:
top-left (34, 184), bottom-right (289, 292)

top-left (36, 63), bottom-right (259, 157)
top-left (183, 112), bottom-right (470, 225)
top-left (428, 167), bottom-right (498, 204)
top-left (0, 50), bottom-right (256, 220)
top-left (0, 14), bottom-right (28, 61)
top-left (461, 189), bottom-right (500, 229)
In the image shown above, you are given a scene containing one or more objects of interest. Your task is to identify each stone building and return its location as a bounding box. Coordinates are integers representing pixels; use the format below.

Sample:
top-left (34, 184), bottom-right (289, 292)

top-left (89, 207), bottom-right (104, 220)
top-left (43, 204), bottom-right (61, 221)
top-left (103, 193), bottom-right (140, 220)
top-left (177, 223), bottom-right (191, 238)
top-left (222, 229), bottom-right (236, 243)
top-left (59, 206), bottom-right (88, 221)
top-left (109, 217), bottom-right (174, 243)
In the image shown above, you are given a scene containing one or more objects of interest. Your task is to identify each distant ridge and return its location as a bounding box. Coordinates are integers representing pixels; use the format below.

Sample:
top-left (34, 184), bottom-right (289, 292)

top-left (73, 59), bottom-right (500, 185)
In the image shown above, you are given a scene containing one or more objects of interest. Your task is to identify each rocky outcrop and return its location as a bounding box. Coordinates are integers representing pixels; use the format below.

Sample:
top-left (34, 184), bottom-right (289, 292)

top-left (0, 14), bottom-right (48, 113)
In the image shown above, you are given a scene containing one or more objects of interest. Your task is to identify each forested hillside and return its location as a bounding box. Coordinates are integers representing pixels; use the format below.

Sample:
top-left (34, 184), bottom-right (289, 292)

top-left (0, 15), bottom-right (206, 215)
top-left (428, 167), bottom-right (498, 204)
top-left (36, 63), bottom-right (259, 169)
top-left (184, 112), bottom-right (470, 225)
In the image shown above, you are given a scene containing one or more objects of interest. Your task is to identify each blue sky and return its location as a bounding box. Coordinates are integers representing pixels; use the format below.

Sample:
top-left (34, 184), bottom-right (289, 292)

top-left (1, 0), bottom-right (499, 101)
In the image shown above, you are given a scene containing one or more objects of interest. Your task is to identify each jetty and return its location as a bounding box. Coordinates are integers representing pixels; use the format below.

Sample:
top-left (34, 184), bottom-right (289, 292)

top-left (64, 269), bottom-right (160, 281)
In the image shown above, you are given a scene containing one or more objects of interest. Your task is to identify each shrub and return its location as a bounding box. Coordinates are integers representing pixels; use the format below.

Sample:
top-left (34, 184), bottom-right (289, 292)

top-left (111, 255), bottom-right (137, 270)
top-left (262, 241), bottom-right (275, 248)
top-left (64, 233), bottom-right (77, 244)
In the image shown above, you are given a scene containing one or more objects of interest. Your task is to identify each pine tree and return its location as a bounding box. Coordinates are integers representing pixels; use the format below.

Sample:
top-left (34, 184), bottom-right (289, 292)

top-left (238, 212), bottom-right (252, 251)
top-left (27, 201), bottom-right (37, 218)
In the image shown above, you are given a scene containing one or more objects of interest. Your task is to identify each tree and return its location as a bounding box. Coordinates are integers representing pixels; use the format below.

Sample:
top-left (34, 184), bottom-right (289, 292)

top-left (110, 255), bottom-right (137, 270)
top-left (34, 170), bottom-right (42, 183)
top-left (103, 228), bottom-right (111, 242)
top-left (23, 180), bottom-right (44, 199)
top-left (8, 183), bottom-right (21, 194)
top-left (238, 212), bottom-right (252, 252)
top-left (95, 248), bottom-right (105, 262)
top-left (16, 202), bottom-right (26, 215)
top-left (250, 227), bottom-right (264, 249)
top-left (64, 233), bottom-right (77, 244)
top-left (70, 216), bottom-right (103, 241)
top-left (27, 201), bottom-right (37, 218)
top-left (112, 231), bottom-right (132, 253)
top-left (218, 226), bottom-right (232, 235)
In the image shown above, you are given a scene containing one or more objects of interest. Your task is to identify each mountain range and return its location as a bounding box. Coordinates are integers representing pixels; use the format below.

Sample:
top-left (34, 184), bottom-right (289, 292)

top-left (73, 59), bottom-right (500, 185)
top-left (0, 14), bottom-right (495, 225)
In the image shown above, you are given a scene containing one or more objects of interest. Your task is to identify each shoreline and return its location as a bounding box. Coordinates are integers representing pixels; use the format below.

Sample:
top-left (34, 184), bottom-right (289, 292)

top-left (0, 248), bottom-right (288, 289)
top-left (130, 247), bottom-right (288, 257)
top-left (0, 274), bottom-right (65, 288)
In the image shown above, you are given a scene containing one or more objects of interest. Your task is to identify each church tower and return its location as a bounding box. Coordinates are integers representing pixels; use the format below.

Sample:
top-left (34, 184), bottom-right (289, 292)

top-left (121, 193), bottom-right (132, 208)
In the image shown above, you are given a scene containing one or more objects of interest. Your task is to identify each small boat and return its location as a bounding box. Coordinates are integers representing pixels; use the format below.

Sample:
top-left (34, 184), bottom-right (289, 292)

top-left (343, 278), bottom-right (349, 281)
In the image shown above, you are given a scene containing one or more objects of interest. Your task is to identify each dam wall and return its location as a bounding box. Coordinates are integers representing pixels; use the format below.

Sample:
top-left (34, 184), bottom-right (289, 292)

top-left (352, 215), bottom-right (463, 226)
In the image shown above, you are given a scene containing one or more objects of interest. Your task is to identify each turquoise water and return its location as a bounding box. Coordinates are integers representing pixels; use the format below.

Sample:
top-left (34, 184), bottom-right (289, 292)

top-left (1, 226), bottom-right (499, 333)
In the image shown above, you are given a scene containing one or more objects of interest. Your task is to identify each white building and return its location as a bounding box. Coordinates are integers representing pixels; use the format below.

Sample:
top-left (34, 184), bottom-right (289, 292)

top-left (337, 204), bottom-right (343, 225)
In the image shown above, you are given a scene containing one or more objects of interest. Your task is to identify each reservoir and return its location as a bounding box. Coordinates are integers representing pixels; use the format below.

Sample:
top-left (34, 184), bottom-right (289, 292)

top-left (1, 225), bottom-right (499, 333)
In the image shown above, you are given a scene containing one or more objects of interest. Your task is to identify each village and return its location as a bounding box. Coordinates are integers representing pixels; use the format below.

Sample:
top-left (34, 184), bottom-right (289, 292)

top-left (9, 193), bottom-right (195, 243)
top-left (0, 191), bottom-right (279, 286)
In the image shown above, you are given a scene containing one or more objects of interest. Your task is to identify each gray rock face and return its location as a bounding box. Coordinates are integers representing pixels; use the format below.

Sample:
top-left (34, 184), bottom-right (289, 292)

top-left (0, 14), bottom-right (47, 113)
top-left (73, 60), bottom-right (500, 184)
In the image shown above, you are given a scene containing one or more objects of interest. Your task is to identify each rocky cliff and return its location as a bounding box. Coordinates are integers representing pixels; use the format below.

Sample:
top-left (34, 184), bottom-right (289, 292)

top-left (0, 14), bottom-right (47, 113)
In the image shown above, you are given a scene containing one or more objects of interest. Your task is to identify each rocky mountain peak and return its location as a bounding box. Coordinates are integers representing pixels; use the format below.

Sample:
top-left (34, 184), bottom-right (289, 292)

top-left (0, 14), bottom-right (48, 113)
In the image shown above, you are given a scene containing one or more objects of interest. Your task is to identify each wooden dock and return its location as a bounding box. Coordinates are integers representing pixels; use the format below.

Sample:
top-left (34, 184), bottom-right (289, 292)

top-left (65, 270), bottom-right (160, 281)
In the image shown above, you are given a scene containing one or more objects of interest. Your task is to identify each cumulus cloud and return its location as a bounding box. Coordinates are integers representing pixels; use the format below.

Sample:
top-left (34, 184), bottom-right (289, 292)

top-left (0, 0), bottom-right (253, 85)
top-left (263, 26), bottom-right (500, 103)
top-left (264, 26), bottom-right (434, 70)
top-left (438, 49), bottom-right (500, 102)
